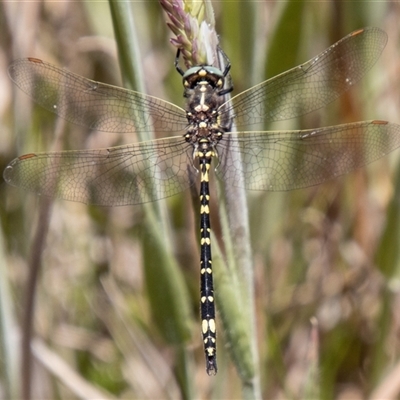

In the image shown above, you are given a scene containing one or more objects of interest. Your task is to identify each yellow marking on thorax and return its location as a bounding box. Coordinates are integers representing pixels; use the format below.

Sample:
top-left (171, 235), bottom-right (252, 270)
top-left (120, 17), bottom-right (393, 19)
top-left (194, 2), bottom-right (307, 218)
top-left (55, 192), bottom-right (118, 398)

top-left (194, 82), bottom-right (210, 112)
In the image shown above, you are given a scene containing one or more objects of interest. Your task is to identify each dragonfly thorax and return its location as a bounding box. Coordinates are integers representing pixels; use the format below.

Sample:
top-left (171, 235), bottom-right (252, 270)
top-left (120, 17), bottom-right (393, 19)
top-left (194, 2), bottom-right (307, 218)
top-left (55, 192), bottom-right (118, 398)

top-left (184, 98), bottom-right (225, 148)
top-left (184, 112), bottom-right (224, 147)
top-left (183, 66), bottom-right (228, 148)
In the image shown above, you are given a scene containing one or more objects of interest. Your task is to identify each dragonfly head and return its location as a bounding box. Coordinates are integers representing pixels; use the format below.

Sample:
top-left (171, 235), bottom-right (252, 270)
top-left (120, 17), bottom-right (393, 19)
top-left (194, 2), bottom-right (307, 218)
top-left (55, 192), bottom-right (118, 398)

top-left (182, 66), bottom-right (225, 91)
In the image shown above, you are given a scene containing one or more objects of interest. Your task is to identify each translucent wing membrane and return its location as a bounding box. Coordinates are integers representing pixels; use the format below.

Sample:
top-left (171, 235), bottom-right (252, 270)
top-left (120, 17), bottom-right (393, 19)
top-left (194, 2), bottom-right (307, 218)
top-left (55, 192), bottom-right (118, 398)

top-left (7, 121), bottom-right (400, 205)
top-left (217, 121), bottom-right (400, 191)
top-left (4, 137), bottom-right (194, 206)
top-left (4, 28), bottom-right (396, 205)
top-left (8, 58), bottom-right (188, 135)
top-left (221, 27), bottom-right (388, 128)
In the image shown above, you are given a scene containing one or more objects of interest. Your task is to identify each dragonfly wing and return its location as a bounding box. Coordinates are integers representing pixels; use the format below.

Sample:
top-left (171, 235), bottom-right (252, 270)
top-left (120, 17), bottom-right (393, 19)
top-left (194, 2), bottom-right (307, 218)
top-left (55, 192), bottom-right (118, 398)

top-left (221, 27), bottom-right (387, 128)
top-left (216, 121), bottom-right (400, 191)
top-left (8, 58), bottom-right (188, 134)
top-left (3, 136), bottom-right (195, 206)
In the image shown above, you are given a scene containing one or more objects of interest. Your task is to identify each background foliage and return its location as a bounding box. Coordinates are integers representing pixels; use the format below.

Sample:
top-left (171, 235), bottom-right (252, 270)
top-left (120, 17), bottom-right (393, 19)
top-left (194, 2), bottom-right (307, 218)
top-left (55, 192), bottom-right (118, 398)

top-left (1, 1), bottom-right (400, 399)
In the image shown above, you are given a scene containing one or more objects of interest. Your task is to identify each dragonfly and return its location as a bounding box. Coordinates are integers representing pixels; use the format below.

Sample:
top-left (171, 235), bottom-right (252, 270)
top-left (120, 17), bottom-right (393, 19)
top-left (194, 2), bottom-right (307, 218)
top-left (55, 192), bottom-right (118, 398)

top-left (4, 27), bottom-right (400, 375)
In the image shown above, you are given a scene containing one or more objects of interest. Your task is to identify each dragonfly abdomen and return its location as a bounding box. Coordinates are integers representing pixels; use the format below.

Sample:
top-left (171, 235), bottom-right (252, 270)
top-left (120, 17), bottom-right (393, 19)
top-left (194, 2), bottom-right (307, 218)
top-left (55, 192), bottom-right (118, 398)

top-left (198, 149), bottom-right (217, 375)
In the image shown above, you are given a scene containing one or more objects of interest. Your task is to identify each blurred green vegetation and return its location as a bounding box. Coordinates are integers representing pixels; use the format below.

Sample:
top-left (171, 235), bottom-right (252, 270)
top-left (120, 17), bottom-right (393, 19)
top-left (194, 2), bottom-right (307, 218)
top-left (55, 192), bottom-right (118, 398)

top-left (1, 1), bottom-right (400, 399)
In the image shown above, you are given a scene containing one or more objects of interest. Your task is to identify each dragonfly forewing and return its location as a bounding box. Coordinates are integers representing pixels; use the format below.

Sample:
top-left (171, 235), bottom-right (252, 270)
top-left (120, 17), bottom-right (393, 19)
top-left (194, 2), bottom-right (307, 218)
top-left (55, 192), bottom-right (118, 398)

top-left (221, 27), bottom-right (387, 129)
top-left (8, 58), bottom-right (188, 136)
